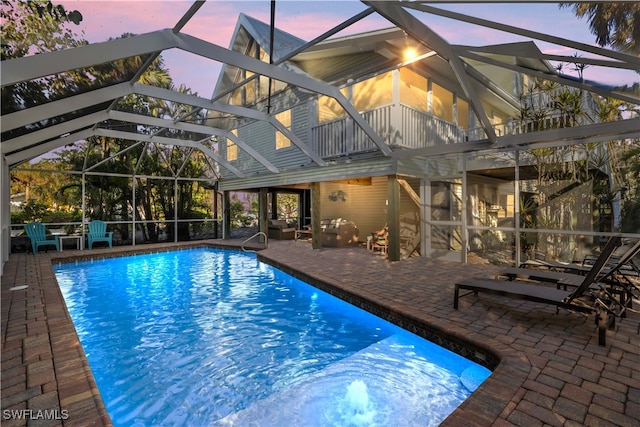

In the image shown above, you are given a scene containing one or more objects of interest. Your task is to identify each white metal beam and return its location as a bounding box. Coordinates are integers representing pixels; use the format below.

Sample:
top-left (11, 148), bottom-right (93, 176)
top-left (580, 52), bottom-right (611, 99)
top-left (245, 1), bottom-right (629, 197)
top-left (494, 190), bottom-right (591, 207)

top-left (458, 44), bottom-right (639, 71)
top-left (497, 118), bottom-right (640, 147)
top-left (2, 82), bottom-right (132, 132)
top-left (1, 30), bottom-right (178, 87)
top-left (1, 111), bottom-right (109, 155)
top-left (2, 28), bottom-right (393, 160)
top-left (405, 3), bottom-right (640, 67)
top-left (172, 32), bottom-right (391, 155)
top-left (365, 1), bottom-right (497, 143)
top-left (5, 129), bottom-right (94, 167)
top-left (3, 81), bottom-right (324, 169)
top-left (85, 141), bottom-right (145, 173)
top-left (93, 128), bottom-right (245, 177)
top-left (391, 119), bottom-right (640, 159)
top-left (108, 110), bottom-right (279, 173)
top-left (132, 84), bottom-right (327, 165)
top-left (460, 50), bottom-right (640, 105)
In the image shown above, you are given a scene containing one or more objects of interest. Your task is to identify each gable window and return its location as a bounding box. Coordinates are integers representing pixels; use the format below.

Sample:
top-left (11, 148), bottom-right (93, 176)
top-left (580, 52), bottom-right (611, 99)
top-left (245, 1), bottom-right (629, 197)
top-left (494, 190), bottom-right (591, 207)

top-left (227, 129), bottom-right (238, 161)
top-left (275, 109), bottom-right (291, 150)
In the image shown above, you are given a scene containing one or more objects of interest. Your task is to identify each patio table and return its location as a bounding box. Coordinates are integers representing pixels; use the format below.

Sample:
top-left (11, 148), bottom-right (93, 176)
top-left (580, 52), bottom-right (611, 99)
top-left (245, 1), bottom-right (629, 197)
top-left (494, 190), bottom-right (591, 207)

top-left (58, 235), bottom-right (83, 251)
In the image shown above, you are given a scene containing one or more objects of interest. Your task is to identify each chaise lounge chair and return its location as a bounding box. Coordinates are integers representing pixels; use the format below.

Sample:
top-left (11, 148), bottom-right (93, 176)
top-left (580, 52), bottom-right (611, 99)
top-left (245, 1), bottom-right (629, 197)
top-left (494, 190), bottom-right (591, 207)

top-left (24, 221), bottom-right (60, 254)
top-left (498, 239), bottom-right (640, 291)
top-left (87, 220), bottom-right (113, 249)
top-left (454, 236), bottom-right (624, 345)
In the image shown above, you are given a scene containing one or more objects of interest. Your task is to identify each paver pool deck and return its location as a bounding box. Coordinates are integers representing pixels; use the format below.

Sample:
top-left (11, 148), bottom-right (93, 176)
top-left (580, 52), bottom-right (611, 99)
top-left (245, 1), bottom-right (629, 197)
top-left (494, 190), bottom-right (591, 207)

top-left (1, 240), bottom-right (639, 426)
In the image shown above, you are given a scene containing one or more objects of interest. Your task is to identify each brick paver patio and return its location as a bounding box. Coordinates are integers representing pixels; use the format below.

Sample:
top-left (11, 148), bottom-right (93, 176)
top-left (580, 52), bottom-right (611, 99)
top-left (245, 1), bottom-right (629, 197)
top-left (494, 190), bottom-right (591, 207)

top-left (2, 240), bottom-right (638, 426)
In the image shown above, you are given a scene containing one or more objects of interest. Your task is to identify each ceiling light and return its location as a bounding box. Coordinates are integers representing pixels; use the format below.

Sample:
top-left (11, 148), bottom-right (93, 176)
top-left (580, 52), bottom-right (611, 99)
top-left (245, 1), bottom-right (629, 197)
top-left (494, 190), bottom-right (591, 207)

top-left (404, 47), bottom-right (417, 61)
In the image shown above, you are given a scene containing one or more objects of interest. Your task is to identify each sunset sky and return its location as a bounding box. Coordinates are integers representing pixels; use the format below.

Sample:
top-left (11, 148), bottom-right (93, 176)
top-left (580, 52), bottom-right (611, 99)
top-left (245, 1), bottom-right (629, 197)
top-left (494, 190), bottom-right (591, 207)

top-left (57, 0), bottom-right (638, 98)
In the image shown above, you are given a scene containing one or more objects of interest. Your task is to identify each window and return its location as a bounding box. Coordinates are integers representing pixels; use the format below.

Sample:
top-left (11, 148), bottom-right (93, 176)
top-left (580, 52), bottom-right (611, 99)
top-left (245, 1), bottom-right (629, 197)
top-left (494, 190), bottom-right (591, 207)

top-left (351, 71), bottom-right (393, 112)
top-left (275, 109), bottom-right (291, 150)
top-left (432, 83), bottom-right (454, 122)
top-left (400, 68), bottom-right (427, 112)
top-left (227, 129), bottom-right (238, 161)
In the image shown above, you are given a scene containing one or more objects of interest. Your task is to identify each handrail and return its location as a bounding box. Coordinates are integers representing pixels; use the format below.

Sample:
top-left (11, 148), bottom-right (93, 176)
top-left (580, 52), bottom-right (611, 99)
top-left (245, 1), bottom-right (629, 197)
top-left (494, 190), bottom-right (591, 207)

top-left (242, 232), bottom-right (268, 252)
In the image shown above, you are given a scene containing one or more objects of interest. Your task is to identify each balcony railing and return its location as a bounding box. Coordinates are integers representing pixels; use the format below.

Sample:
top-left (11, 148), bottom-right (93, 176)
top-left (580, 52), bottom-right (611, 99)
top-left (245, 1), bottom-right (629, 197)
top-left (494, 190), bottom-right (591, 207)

top-left (311, 102), bottom-right (600, 159)
top-left (311, 104), bottom-right (467, 159)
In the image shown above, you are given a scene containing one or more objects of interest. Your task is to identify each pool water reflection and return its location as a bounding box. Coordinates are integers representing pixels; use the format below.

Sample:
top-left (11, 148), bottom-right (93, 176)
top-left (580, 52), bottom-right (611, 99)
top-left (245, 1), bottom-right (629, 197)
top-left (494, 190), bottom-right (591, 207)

top-left (54, 248), bottom-right (490, 426)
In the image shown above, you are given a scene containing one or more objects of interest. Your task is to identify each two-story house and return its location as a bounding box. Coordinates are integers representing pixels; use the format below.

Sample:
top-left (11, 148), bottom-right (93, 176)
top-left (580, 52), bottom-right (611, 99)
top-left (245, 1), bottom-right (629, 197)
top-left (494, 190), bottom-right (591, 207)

top-left (212, 13), bottom-right (627, 265)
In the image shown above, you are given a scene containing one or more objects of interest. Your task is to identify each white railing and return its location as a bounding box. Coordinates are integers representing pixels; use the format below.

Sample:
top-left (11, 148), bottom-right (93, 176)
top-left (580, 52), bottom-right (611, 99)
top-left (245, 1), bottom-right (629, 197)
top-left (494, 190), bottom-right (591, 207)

top-left (399, 104), bottom-right (467, 149)
top-left (311, 100), bottom-right (600, 159)
top-left (311, 104), bottom-right (467, 158)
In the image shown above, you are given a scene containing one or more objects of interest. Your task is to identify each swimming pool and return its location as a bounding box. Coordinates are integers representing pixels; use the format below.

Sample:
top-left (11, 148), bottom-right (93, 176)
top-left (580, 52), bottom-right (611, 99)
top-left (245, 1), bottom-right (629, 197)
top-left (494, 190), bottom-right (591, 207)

top-left (54, 247), bottom-right (490, 426)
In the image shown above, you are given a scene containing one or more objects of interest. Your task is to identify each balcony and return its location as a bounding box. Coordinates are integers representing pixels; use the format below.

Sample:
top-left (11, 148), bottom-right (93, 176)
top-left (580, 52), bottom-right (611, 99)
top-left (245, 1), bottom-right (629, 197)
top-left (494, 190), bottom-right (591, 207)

top-left (311, 102), bottom-right (597, 160)
top-left (311, 104), bottom-right (467, 159)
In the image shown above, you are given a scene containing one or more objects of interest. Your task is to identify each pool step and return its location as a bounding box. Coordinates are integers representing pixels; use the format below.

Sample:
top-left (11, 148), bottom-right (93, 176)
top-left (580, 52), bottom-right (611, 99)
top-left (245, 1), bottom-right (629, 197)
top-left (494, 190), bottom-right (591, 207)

top-left (212, 334), bottom-right (487, 426)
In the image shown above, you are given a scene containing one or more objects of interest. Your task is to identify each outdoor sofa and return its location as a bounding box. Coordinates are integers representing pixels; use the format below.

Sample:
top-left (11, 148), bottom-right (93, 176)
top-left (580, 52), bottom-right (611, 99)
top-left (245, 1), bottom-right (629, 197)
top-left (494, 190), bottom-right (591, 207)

top-left (320, 218), bottom-right (359, 248)
top-left (268, 219), bottom-right (296, 240)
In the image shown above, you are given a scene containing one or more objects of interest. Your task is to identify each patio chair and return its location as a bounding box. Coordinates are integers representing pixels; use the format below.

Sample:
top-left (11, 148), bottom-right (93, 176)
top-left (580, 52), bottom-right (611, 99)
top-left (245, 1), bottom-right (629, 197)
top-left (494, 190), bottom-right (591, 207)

top-left (371, 226), bottom-right (388, 257)
top-left (591, 239), bottom-right (640, 312)
top-left (499, 239), bottom-right (640, 290)
top-left (24, 222), bottom-right (60, 254)
top-left (454, 236), bottom-right (623, 346)
top-left (87, 220), bottom-right (113, 249)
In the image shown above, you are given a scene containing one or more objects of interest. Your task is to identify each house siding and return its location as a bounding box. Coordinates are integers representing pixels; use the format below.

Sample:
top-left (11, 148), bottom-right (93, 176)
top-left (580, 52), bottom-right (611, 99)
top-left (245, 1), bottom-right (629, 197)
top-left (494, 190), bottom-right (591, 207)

top-left (320, 176), bottom-right (389, 241)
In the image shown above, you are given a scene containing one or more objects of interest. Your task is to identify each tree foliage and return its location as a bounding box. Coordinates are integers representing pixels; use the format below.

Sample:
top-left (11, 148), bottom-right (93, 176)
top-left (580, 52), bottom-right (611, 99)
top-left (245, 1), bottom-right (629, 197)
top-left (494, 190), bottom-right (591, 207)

top-left (561, 2), bottom-right (640, 55)
top-left (6, 1), bottom-right (217, 243)
top-left (1, 0), bottom-right (83, 60)
top-left (1, 1), bottom-right (87, 115)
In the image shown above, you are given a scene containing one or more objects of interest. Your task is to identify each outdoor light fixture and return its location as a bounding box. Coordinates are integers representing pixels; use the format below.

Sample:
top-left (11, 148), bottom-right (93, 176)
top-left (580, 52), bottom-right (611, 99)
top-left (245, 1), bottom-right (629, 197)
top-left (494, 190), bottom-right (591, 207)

top-left (404, 47), bottom-right (417, 61)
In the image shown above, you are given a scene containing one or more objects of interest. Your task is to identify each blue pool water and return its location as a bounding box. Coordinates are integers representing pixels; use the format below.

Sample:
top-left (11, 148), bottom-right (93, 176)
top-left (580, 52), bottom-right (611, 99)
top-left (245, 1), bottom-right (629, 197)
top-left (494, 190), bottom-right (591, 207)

top-left (54, 248), bottom-right (490, 427)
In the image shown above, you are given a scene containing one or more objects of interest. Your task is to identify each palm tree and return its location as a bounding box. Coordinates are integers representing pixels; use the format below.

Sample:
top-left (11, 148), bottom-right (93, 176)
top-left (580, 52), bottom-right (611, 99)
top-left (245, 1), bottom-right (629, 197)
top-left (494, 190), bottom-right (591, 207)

top-left (561, 3), bottom-right (640, 55)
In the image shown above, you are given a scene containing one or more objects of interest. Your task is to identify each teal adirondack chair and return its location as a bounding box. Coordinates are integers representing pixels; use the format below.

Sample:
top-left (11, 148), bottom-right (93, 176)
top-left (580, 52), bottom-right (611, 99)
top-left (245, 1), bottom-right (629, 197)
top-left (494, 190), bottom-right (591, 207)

top-left (87, 220), bottom-right (113, 249)
top-left (24, 222), bottom-right (60, 254)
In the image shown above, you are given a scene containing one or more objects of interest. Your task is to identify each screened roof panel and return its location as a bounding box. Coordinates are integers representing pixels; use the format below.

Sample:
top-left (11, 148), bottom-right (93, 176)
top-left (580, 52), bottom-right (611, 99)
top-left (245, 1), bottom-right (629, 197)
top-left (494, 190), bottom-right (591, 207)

top-left (1, 100), bottom-right (112, 142)
top-left (2, 1), bottom-right (638, 178)
top-left (2, 54), bottom-right (150, 115)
